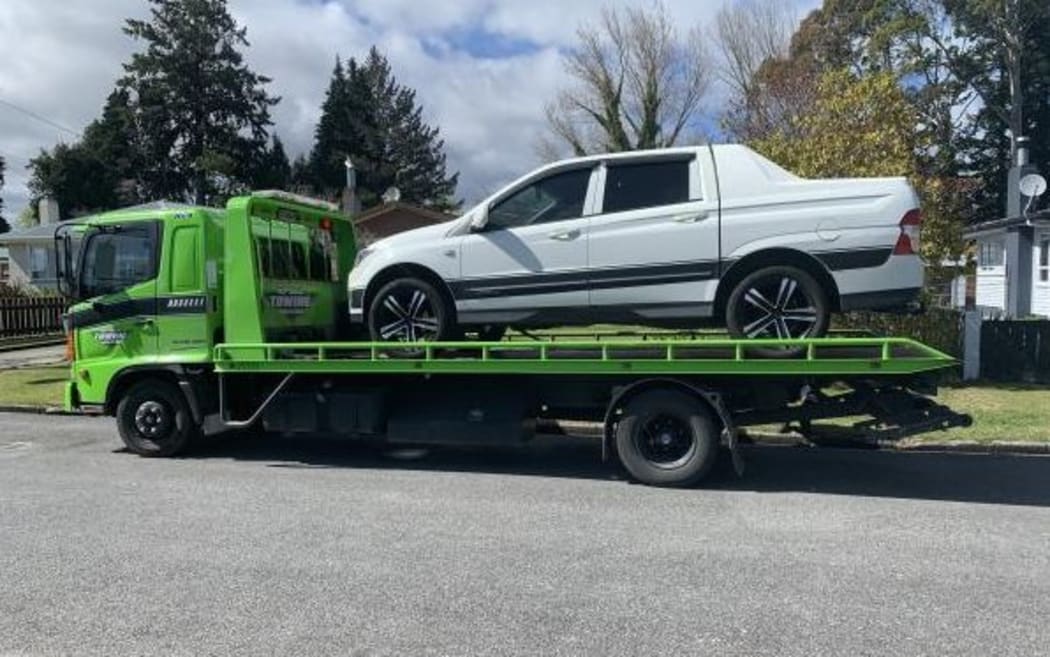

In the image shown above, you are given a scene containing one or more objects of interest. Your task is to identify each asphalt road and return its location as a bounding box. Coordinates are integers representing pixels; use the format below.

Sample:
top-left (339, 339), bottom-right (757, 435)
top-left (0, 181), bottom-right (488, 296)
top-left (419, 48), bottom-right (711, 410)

top-left (2, 412), bottom-right (1049, 657)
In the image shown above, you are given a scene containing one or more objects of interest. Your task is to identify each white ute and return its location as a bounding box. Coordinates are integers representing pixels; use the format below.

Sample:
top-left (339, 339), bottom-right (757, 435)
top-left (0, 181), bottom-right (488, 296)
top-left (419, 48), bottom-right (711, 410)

top-left (348, 144), bottom-right (923, 343)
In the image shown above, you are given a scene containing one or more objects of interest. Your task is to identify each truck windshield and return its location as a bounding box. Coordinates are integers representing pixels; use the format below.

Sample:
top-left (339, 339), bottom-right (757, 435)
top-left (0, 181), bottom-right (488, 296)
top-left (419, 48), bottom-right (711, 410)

top-left (79, 223), bottom-right (158, 299)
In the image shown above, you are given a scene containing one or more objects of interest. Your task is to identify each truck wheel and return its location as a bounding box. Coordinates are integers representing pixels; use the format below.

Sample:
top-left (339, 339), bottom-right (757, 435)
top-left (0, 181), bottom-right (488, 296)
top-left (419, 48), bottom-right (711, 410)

top-left (725, 265), bottom-right (829, 356)
top-left (368, 277), bottom-right (454, 343)
top-left (615, 389), bottom-right (720, 487)
top-left (116, 379), bottom-right (198, 457)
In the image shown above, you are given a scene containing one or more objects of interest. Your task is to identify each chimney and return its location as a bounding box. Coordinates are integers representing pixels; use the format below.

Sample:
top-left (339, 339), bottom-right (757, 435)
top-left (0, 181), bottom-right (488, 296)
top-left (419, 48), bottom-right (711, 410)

top-left (38, 197), bottom-right (60, 225)
top-left (341, 157), bottom-right (360, 217)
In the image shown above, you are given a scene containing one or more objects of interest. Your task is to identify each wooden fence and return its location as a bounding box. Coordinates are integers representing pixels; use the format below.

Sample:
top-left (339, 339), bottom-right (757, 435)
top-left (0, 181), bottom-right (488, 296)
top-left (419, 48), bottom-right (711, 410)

top-left (0, 296), bottom-right (66, 339)
top-left (980, 320), bottom-right (1050, 384)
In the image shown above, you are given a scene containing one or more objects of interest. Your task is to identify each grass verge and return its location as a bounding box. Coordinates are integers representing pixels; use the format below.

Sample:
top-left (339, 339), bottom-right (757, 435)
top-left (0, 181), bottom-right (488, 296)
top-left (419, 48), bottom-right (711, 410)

top-left (0, 366), bottom-right (68, 407)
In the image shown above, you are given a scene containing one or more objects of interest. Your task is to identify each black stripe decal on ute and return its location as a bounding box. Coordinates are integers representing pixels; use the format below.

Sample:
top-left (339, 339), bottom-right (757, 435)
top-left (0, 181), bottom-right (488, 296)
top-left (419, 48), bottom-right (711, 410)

top-left (69, 295), bottom-right (210, 328)
top-left (814, 247), bottom-right (893, 271)
top-left (449, 261), bottom-right (719, 300)
top-left (437, 246), bottom-right (891, 302)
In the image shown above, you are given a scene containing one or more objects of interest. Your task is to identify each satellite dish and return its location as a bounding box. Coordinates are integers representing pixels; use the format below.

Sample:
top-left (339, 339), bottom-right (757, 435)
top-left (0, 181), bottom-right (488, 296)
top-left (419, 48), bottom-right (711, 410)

top-left (1020, 173), bottom-right (1047, 217)
top-left (1020, 173), bottom-right (1047, 198)
top-left (382, 186), bottom-right (402, 204)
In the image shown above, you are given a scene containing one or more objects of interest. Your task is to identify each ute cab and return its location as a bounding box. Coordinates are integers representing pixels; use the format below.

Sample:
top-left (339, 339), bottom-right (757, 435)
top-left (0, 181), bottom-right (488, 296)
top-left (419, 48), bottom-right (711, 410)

top-left (56, 192), bottom-right (356, 416)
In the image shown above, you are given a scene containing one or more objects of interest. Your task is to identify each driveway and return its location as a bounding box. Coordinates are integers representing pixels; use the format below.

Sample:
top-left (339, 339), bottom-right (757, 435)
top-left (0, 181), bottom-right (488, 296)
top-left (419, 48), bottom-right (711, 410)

top-left (0, 343), bottom-right (65, 369)
top-left (1, 412), bottom-right (1048, 656)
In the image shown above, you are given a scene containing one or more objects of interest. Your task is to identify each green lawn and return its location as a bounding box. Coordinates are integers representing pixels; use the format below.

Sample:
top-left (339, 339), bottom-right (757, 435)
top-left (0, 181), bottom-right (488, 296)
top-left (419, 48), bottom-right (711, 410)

top-left (0, 366), bottom-right (68, 407)
top-left (907, 384), bottom-right (1050, 444)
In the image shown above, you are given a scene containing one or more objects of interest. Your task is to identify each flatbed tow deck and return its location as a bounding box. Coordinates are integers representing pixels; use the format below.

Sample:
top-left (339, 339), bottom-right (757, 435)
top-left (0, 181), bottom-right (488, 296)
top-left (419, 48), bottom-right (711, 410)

top-left (202, 334), bottom-right (970, 487)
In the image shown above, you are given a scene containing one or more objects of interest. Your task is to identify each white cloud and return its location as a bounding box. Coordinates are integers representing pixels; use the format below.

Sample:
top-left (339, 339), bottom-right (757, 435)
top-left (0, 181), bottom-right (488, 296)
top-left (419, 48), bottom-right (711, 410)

top-left (0, 0), bottom-right (820, 218)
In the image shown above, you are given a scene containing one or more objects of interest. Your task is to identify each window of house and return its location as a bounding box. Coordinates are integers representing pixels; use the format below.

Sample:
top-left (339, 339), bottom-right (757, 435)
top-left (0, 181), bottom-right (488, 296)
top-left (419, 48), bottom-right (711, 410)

top-left (603, 159), bottom-right (692, 214)
top-left (487, 168), bottom-right (592, 229)
top-left (1039, 237), bottom-right (1049, 283)
top-left (978, 240), bottom-right (1004, 268)
top-left (30, 247), bottom-right (49, 280)
top-left (0, 258), bottom-right (9, 283)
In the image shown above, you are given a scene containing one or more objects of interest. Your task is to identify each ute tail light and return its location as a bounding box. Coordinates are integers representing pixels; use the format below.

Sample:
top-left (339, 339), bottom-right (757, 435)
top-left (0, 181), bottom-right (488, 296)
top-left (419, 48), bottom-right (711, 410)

top-left (893, 209), bottom-right (922, 256)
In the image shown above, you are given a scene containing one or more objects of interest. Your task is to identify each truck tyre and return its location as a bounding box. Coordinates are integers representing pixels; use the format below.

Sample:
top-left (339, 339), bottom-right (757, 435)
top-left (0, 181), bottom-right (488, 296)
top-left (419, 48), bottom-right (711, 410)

top-left (368, 277), bottom-right (454, 343)
top-left (725, 265), bottom-right (829, 356)
top-left (615, 389), bottom-right (720, 487)
top-left (116, 379), bottom-right (199, 457)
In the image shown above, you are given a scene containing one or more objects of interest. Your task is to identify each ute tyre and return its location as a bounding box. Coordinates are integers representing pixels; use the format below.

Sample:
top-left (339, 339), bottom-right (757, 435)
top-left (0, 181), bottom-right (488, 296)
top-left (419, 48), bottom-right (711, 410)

top-left (116, 379), bottom-right (198, 457)
top-left (725, 265), bottom-right (829, 357)
top-left (368, 277), bottom-right (454, 343)
top-left (615, 389), bottom-right (720, 487)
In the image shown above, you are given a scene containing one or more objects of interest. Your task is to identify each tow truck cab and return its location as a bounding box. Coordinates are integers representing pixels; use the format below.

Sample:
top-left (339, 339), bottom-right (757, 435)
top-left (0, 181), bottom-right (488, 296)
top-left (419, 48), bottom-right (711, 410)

top-left (56, 192), bottom-right (357, 413)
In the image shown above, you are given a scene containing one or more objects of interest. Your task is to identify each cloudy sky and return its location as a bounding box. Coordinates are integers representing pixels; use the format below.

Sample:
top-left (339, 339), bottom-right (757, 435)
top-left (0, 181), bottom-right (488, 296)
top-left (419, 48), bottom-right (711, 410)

top-left (0, 0), bottom-right (819, 218)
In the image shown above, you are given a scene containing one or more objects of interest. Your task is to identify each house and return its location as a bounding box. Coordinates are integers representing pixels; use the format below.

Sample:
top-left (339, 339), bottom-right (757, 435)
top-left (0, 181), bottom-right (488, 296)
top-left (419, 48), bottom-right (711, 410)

top-left (353, 202), bottom-right (455, 245)
top-left (0, 221), bottom-right (64, 292)
top-left (965, 208), bottom-right (1050, 317)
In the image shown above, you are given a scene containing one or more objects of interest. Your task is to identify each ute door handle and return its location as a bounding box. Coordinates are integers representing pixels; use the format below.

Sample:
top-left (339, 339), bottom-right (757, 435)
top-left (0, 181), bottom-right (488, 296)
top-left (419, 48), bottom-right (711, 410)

top-left (673, 211), bottom-right (709, 224)
top-left (548, 228), bottom-right (581, 241)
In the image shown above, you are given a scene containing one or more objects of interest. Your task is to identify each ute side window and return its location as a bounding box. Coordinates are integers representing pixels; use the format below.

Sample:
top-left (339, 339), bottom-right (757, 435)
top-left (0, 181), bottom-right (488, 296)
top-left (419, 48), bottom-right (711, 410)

top-left (487, 168), bottom-right (592, 229)
top-left (603, 159), bottom-right (692, 214)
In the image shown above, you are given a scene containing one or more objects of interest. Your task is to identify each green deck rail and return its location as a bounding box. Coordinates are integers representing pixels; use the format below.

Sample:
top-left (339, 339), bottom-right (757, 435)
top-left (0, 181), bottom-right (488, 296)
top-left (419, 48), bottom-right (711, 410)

top-left (213, 335), bottom-right (956, 377)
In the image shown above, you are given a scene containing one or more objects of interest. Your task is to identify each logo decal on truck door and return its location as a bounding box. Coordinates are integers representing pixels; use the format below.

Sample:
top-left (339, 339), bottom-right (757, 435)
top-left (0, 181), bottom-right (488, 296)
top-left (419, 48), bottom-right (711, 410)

top-left (266, 293), bottom-right (315, 316)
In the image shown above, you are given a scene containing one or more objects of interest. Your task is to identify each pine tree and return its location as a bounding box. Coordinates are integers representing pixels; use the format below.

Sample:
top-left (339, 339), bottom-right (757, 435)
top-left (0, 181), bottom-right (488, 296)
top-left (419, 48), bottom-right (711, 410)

top-left (122, 0), bottom-right (278, 205)
top-left (251, 135), bottom-right (292, 190)
top-left (307, 47), bottom-right (459, 211)
top-left (28, 88), bottom-right (143, 219)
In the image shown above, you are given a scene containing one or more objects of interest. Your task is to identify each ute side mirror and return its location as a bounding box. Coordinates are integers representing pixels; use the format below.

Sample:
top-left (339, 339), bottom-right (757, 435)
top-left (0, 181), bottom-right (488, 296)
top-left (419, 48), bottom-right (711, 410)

top-left (469, 207), bottom-right (489, 232)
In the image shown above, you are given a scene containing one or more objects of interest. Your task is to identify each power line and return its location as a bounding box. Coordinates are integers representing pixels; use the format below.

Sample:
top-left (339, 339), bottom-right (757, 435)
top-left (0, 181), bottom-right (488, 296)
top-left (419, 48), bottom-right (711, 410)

top-left (0, 97), bottom-right (80, 137)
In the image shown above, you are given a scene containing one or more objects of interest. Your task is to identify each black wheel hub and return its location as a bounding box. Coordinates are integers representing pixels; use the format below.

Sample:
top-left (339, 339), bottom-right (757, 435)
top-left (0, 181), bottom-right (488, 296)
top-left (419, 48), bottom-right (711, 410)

top-left (374, 285), bottom-right (440, 342)
top-left (637, 414), bottom-right (695, 469)
top-left (736, 275), bottom-right (818, 339)
top-left (134, 400), bottom-right (172, 440)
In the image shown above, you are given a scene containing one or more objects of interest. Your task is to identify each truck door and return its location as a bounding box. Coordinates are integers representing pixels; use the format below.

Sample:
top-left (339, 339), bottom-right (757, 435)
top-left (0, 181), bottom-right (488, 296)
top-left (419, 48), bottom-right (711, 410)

top-left (72, 221), bottom-right (161, 369)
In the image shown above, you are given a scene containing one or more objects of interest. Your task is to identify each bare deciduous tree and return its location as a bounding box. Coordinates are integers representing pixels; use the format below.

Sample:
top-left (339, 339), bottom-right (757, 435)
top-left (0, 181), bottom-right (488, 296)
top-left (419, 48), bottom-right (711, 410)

top-left (712, 0), bottom-right (795, 98)
top-left (711, 0), bottom-right (801, 142)
top-left (542, 2), bottom-right (712, 157)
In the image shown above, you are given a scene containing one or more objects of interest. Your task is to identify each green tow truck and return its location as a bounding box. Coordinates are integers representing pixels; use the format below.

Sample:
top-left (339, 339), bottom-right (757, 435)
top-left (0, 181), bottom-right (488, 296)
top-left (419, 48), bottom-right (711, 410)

top-left (55, 191), bottom-right (969, 487)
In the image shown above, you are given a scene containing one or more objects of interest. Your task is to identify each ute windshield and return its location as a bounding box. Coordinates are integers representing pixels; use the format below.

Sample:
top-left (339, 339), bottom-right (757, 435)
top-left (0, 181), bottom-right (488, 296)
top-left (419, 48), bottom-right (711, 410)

top-left (77, 222), bottom-right (159, 300)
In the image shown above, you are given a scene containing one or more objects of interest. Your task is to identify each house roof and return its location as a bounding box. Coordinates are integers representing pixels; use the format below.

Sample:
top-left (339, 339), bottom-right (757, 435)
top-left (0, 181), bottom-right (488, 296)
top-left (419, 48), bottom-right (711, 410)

top-left (0, 221), bottom-right (68, 244)
top-left (354, 201), bottom-right (455, 226)
top-left (965, 209), bottom-right (1050, 238)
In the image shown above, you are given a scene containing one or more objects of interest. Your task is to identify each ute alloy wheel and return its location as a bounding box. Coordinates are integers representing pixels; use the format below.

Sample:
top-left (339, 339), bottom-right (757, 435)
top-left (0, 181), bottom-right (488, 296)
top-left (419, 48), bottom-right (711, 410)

top-left (726, 265), bottom-right (829, 351)
top-left (368, 277), bottom-right (453, 343)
